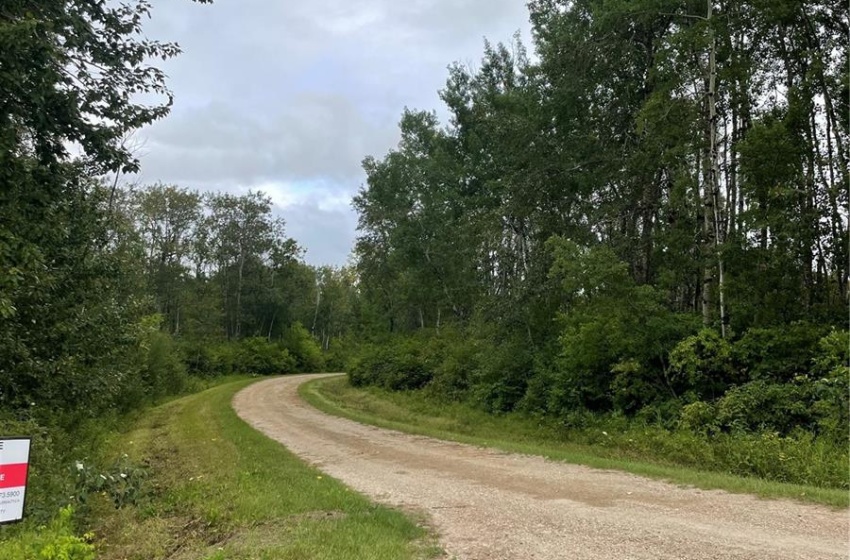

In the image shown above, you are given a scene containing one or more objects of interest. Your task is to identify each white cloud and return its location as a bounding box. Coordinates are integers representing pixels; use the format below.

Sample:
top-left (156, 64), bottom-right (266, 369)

top-left (137, 0), bottom-right (531, 265)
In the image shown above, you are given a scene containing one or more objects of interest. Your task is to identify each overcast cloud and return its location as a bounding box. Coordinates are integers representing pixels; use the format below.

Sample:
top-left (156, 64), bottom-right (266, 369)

top-left (134, 0), bottom-right (531, 266)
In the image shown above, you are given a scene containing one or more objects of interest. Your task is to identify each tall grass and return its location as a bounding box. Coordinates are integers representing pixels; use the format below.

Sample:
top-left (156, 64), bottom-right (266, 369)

top-left (303, 376), bottom-right (849, 508)
top-left (1, 379), bottom-right (439, 560)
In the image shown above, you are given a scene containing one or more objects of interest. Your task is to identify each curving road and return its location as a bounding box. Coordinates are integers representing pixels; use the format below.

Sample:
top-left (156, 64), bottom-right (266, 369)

top-left (233, 374), bottom-right (849, 560)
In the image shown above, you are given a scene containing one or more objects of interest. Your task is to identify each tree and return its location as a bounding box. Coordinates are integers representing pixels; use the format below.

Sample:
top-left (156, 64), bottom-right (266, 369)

top-left (0, 0), bottom-right (209, 417)
top-left (133, 184), bottom-right (202, 334)
top-left (203, 192), bottom-right (297, 339)
top-left (350, 0), bottom-right (847, 418)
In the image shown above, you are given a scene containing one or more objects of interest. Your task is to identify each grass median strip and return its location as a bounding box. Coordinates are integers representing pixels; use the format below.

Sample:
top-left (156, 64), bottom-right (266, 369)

top-left (300, 376), bottom-right (848, 509)
top-left (92, 377), bottom-right (439, 560)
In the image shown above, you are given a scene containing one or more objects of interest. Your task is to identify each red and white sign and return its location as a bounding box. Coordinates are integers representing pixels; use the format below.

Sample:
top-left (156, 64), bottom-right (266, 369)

top-left (0, 438), bottom-right (31, 524)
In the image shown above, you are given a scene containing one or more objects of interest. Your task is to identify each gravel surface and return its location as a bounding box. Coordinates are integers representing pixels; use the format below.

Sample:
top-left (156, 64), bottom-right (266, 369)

top-left (233, 374), bottom-right (849, 560)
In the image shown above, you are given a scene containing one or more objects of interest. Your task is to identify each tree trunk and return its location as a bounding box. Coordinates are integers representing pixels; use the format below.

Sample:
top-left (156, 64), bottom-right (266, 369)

top-left (235, 254), bottom-right (244, 338)
top-left (707, 0), bottom-right (727, 337)
top-left (311, 283), bottom-right (321, 334)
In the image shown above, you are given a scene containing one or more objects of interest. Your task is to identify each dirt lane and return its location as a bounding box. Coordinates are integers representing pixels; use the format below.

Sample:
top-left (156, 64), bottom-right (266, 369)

top-left (233, 375), bottom-right (849, 560)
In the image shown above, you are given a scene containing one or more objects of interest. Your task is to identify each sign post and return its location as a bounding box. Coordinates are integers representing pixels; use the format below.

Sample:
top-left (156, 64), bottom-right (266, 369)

top-left (0, 438), bottom-right (31, 524)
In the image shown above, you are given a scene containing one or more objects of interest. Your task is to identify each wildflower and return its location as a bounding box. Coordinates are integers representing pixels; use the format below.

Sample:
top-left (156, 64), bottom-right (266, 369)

top-left (75, 461), bottom-right (84, 471)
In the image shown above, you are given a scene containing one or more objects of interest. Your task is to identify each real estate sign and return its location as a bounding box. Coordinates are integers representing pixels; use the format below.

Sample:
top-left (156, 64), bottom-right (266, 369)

top-left (0, 438), bottom-right (31, 524)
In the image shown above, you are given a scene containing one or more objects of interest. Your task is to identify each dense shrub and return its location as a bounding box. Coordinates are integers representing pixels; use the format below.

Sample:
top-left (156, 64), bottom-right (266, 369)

top-left (714, 380), bottom-right (815, 434)
top-left (427, 330), bottom-right (480, 401)
top-left (732, 322), bottom-right (828, 382)
top-left (679, 401), bottom-right (719, 434)
top-left (141, 331), bottom-right (189, 400)
top-left (546, 238), bottom-right (701, 413)
top-left (72, 454), bottom-right (149, 511)
top-left (324, 337), bottom-right (357, 372)
top-left (341, 311), bottom-right (848, 488)
top-left (182, 336), bottom-right (299, 376)
top-left (282, 323), bottom-right (325, 372)
top-left (809, 330), bottom-right (850, 442)
top-left (811, 329), bottom-right (849, 377)
top-left (0, 507), bottom-right (95, 560)
top-left (609, 359), bottom-right (673, 416)
top-left (236, 337), bottom-right (297, 375)
top-left (470, 337), bottom-right (533, 413)
top-left (180, 339), bottom-right (215, 376)
top-left (349, 337), bottom-right (435, 390)
top-left (209, 341), bottom-right (240, 374)
top-left (671, 329), bottom-right (849, 439)
top-left (669, 329), bottom-right (739, 400)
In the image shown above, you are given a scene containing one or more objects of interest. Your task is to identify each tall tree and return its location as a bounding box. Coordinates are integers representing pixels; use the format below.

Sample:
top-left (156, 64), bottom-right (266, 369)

top-left (0, 0), bottom-right (208, 416)
top-left (134, 184), bottom-right (202, 334)
top-left (204, 192), bottom-right (296, 339)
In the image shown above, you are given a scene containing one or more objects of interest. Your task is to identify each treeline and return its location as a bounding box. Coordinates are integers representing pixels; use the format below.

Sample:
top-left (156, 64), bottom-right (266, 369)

top-left (347, 0), bottom-right (849, 485)
top-left (122, 184), bottom-right (362, 377)
top-left (0, 0), bottom-right (360, 528)
top-left (1, 181), bottom-right (357, 426)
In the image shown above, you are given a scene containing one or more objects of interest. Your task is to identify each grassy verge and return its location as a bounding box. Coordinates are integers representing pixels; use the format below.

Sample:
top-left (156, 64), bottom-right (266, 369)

top-left (2, 377), bottom-right (439, 560)
top-left (301, 376), bottom-right (849, 509)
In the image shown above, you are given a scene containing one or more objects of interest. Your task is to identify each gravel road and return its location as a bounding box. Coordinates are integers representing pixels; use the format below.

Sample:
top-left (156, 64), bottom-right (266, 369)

top-left (232, 374), bottom-right (849, 560)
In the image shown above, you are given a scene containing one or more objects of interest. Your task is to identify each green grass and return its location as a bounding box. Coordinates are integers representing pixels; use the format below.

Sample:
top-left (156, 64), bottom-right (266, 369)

top-left (82, 377), bottom-right (440, 560)
top-left (301, 376), bottom-right (849, 509)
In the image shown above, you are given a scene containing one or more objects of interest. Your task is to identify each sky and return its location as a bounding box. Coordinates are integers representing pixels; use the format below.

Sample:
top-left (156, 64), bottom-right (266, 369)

top-left (133, 0), bottom-right (532, 266)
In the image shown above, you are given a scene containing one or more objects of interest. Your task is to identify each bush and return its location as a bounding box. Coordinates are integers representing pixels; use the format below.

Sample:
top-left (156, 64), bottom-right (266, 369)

top-left (714, 380), bottom-right (816, 435)
top-left (324, 337), bottom-right (356, 372)
top-left (470, 337), bottom-right (533, 413)
top-left (141, 331), bottom-right (188, 399)
top-left (811, 329), bottom-right (849, 377)
top-left (209, 341), bottom-right (239, 374)
top-left (669, 328), bottom-right (738, 400)
top-left (236, 338), bottom-right (296, 375)
top-left (678, 401), bottom-right (718, 434)
top-left (809, 330), bottom-right (850, 442)
top-left (0, 507), bottom-right (95, 560)
top-left (610, 359), bottom-right (670, 415)
top-left (349, 338), bottom-right (434, 391)
top-left (112, 314), bottom-right (189, 410)
top-left (180, 339), bottom-right (215, 376)
top-left (732, 322), bottom-right (827, 382)
top-left (282, 323), bottom-right (325, 372)
top-left (72, 454), bottom-right (149, 510)
top-left (181, 338), bottom-right (296, 376)
top-left (423, 327), bottom-right (482, 402)
top-left (547, 236), bottom-right (701, 413)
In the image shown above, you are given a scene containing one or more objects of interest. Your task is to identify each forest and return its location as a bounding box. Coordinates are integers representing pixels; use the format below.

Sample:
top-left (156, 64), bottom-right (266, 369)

top-left (0, 0), bottom-right (847, 553)
top-left (347, 0), bottom-right (848, 488)
top-left (0, 0), bottom-right (358, 536)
